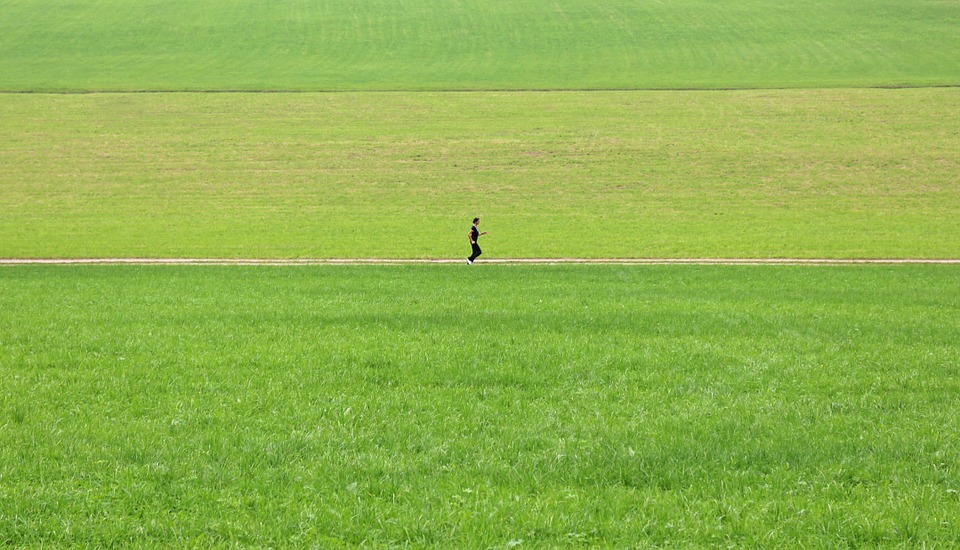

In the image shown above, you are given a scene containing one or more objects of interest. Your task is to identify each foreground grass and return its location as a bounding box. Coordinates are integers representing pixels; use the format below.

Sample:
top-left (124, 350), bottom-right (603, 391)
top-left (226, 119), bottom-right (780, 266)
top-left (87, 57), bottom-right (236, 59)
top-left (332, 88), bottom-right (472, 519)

top-left (2, 89), bottom-right (958, 259)
top-left (1, 265), bottom-right (959, 546)
top-left (1, 0), bottom-right (957, 92)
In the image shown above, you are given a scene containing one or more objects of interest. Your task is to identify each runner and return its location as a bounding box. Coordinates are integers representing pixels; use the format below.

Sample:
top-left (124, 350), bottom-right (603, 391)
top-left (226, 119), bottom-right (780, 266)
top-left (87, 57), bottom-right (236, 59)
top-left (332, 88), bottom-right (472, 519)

top-left (467, 217), bottom-right (487, 265)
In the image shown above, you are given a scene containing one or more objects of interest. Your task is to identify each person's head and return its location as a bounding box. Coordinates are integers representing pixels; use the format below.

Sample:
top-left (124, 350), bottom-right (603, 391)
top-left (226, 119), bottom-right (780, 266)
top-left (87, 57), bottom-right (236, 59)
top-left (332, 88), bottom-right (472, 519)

top-left (473, 217), bottom-right (480, 226)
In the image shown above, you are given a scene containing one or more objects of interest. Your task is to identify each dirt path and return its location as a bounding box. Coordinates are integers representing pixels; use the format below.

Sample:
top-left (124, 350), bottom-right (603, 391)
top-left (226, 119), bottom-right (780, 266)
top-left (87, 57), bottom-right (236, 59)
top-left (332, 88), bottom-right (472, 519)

top-left (3, 258), bottom-right (960, 266)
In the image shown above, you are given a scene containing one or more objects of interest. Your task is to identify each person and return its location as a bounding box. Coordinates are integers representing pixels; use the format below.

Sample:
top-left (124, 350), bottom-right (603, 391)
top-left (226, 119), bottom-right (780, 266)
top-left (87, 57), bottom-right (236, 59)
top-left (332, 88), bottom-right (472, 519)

top-left (467, 217), bottom-right (487, 264)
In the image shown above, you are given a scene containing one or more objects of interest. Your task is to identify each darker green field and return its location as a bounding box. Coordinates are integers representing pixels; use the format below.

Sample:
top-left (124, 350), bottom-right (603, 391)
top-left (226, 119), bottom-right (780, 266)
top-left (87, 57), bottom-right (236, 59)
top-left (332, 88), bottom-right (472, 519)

top-left (1, 0), bottom-right (958, 92)
top-left (2, 265), bottom-right (959, 546)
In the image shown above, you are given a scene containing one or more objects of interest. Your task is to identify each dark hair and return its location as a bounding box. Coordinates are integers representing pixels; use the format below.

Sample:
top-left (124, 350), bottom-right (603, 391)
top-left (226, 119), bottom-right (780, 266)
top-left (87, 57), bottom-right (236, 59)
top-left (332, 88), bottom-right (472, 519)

top-left (473, 217), bottom-right (480, 224)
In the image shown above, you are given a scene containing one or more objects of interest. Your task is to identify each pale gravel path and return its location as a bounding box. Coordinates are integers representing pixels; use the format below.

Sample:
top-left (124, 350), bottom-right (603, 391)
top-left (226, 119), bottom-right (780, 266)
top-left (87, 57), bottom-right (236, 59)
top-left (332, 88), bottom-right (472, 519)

top-left (2, 258), bottom-right (960, 266)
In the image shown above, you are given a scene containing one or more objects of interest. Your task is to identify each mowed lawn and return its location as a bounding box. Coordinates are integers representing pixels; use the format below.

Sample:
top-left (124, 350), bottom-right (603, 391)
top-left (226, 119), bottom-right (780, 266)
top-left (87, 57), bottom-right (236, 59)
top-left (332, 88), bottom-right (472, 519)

top-left (1, 0), bottom-right (957, 92)
top-left (2, 89), bottom-right (958, 259)
top-left (1, 265), bottom-right (958, 546)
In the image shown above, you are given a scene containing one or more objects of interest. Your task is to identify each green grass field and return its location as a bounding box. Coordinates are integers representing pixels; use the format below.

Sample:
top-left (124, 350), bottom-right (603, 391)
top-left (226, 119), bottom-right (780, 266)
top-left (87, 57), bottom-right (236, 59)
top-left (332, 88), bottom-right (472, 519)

top-left (1, 0), bottom-right (958, 92)
top-left (3, 0), bottom-right (960, 546)
top-left (2, 265), bottom-right (959, 546)
top-left (2, 88), bottom-right (958, 259)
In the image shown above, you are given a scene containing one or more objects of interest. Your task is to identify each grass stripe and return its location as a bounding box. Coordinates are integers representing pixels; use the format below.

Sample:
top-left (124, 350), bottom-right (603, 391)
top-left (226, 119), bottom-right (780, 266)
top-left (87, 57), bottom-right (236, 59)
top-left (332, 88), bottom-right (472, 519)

top-left (2, 89), bottom-right (958, 259)
top-left (2, 264), bottom-right (959, 545)
top-left (1, 0), bottom-right (958, 92)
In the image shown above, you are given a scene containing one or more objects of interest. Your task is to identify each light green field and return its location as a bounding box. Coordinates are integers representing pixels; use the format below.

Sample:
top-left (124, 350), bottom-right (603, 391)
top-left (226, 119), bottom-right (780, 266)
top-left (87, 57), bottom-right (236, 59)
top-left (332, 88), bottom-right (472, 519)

top-left (1, 0), bottom-right (958, 92)
top-left (2, 89), bottom-right (958, 259)
top-left (2, 265), bottom-right (959, 546)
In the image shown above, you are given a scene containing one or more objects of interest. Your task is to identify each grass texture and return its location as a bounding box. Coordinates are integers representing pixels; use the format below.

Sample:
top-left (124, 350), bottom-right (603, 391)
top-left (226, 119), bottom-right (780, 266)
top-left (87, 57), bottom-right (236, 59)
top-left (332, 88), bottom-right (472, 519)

top-left (2, 88), bottom-right (958, 259)
top-left (1, 0), bottom-right (958, 92)
top-left (1, 264), bottom-right (959, 546)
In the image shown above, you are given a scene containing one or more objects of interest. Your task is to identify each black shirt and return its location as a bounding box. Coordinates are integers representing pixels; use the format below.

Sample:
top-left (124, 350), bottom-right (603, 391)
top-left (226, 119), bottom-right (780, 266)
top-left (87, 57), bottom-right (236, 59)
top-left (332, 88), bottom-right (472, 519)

top-left (470, 225), bottom-right (479, 243)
